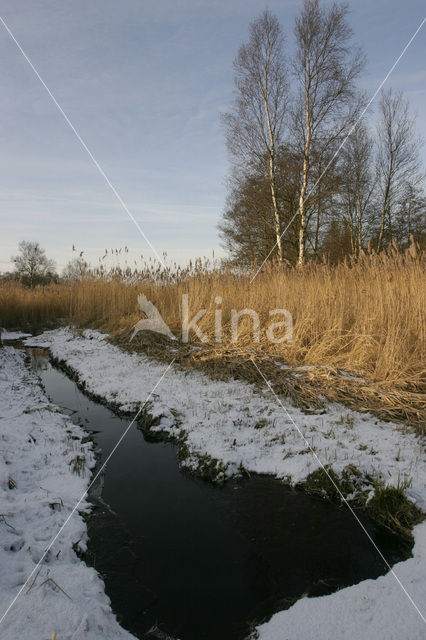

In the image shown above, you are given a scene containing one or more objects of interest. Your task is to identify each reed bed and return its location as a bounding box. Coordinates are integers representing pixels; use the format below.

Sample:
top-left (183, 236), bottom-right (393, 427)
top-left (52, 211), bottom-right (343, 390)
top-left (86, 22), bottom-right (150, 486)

top-left (1, 247), bottom-right (424, 396)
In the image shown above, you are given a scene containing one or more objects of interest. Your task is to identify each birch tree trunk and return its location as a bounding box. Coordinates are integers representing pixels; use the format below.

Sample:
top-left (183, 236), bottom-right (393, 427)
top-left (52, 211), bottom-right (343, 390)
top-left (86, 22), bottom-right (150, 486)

top-left (294, 0), bottom-right (365, 266)
top-left (298, 101), bottom-right (311, 266)
top-left (222, 9), bottom-right (288, 264)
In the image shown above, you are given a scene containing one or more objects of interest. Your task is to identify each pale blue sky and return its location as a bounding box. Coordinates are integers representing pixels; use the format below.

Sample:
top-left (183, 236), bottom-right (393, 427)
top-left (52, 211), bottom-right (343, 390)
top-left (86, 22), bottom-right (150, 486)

top-left (0, 0), bottom-right (425, 272)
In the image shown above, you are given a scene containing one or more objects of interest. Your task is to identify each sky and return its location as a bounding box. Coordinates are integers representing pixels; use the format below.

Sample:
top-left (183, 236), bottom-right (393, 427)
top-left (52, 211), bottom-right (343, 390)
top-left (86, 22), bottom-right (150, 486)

top-left (0, 0), bottom-right (425, 273)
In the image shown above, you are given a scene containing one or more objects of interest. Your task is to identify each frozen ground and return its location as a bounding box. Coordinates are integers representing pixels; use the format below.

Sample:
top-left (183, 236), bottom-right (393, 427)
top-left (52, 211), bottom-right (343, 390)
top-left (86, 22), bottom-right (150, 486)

top-left (0, 345), bottom-right (136, 640)
top-left (2, 327), bottom-right (425, 639)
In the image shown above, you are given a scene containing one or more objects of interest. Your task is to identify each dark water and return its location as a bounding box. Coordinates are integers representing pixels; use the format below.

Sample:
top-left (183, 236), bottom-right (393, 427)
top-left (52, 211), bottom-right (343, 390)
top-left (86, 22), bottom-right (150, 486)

top-left (27, 349), bottom-right (405, 640)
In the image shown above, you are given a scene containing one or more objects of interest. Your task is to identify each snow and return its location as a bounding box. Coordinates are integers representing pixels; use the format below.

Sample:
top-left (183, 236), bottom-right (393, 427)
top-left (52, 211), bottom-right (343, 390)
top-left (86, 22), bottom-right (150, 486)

top-left (1, 329), bottom-right (32, 341)
top-left (24, 328), bottom-right (426, 502)
top-left (0, 346), bottom-right (136, 640)
top-left (9, 327), bottom-right (426, 638)
top-left (256, 521), bottom-right (426, 639)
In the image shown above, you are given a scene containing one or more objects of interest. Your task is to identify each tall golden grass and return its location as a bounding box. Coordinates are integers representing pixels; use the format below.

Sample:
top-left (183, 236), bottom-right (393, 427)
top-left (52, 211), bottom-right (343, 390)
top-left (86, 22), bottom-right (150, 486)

top-left (1, 247), bottom-right (424, 391)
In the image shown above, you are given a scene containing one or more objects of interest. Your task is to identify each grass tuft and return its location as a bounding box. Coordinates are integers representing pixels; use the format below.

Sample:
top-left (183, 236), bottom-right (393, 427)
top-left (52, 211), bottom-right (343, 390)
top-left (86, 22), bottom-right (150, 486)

top-left (366, 482), bottom-right (424, 544)
top-left (302, 466), bottom-right (424, 546)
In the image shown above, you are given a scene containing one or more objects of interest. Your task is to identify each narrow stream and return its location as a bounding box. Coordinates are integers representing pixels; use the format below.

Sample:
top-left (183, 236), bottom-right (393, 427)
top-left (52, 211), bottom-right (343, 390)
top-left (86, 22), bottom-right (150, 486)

top-left (27, 348), bottom-right (407, 640)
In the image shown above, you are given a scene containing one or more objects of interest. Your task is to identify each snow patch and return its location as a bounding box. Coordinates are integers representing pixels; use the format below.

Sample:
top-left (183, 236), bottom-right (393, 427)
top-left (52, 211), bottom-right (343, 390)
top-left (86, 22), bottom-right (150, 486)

top-left (0, 346), bottom-right (136, 640)
top-left (1, 329), bottom-right (32, 341)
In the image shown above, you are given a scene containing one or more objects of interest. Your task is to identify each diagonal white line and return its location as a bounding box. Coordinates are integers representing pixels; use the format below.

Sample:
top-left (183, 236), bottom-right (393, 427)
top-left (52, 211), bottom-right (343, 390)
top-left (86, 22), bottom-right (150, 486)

top-left (250, 15), bottom-right (426, 283)
top-left (250, 358), bottom-right (426, 625)
top-left (0, 357), bottom-right (175, 626)
top-left (0, 15), bottom-right (166, 268)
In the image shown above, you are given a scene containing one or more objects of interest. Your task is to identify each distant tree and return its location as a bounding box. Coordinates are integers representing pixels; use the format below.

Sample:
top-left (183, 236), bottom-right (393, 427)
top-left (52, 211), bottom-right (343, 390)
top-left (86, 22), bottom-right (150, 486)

top-left (293, 0), bottom-right (365, 265)
top-left (304, 144), bottom-right (341, 257)
top-left (275, 145), bottom-right (303, 261)
top-left (11, 241), bottom-right (56, 287)
top-left (62, 257), bottom-right (90, 281)
top-left (392, 180), bottom-right (426, 249)
top-left (0, 271), bottom-right (18, 282)
top-left (222, 9), bottom-right (289, 261)
top-left (375, 89), bottom-right (423, 251)
top-left (339, 121), bottom-right (375, 254)
top-left (321, 218), bottom-right (352, 264)
top-left (220, 145), bottom-right (302, 265)
top-left (220, 172), bottom-right (274, 266)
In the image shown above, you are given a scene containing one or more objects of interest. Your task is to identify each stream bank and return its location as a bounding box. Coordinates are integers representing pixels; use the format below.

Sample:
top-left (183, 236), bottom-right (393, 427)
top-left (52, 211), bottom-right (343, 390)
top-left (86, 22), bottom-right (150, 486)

top-left (27, 346), bottom-right (414, 640)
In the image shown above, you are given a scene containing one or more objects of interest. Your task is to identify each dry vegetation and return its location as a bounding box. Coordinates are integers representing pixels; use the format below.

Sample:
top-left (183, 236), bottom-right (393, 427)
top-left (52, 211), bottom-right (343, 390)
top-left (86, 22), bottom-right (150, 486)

top-left (1, 246), bottom-right (425, 429)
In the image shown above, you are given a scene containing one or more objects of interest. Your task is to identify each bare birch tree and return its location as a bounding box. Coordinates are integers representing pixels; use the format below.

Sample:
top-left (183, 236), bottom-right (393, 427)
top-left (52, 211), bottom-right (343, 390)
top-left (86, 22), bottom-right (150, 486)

top-left (222, 9), bottom-right (288, 261)
top-left (375, 88), bottom-right (422, 251)
top-left (293, 0), bottom-right (365, 265)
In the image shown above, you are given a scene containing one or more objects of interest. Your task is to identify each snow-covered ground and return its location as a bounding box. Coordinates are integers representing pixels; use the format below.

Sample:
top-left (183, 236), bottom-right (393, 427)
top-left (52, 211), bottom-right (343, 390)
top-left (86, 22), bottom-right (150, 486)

top-left (256, 539), bottom-right (426, 640)
top-left (0, 345), bottom-right (135, 640)
top-left (2, 327), bottom-right (426, 639)
top-left (1, 329), bottom-right (32, 341)
top-left (25, 328), bottom-right (426, 502)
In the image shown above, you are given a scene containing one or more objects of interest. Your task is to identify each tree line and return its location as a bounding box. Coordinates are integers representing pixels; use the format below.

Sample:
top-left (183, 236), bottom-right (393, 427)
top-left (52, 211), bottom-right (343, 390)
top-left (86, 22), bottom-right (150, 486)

top-left (220, 1), bottom-right (425, 265)
top-left (2, 241), bottom-right (89, 287)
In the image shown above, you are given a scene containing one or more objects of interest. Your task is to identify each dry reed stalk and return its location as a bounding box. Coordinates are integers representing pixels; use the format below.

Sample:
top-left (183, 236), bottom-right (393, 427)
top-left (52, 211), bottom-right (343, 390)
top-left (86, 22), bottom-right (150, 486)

top-left (1, 248), bottom-right (424, 401)
top-left (111, 328), bottom-right (425, 432)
